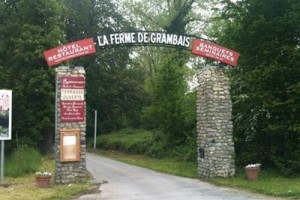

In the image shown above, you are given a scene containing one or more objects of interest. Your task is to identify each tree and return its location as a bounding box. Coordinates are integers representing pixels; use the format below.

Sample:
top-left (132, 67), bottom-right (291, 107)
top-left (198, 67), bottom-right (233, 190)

top-left (64, 0), bottom-right (146, 134)
top-left (213, 0), bottom-right (300, 174)
top-left (0, 0), bottom-right (66, 152)
top-left (117, 0), bottom-right (204, 147)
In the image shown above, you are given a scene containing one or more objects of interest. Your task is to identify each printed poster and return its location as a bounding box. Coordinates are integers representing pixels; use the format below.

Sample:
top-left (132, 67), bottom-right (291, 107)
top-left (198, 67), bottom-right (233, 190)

top-left (0, 90), bottom-right (12, 140)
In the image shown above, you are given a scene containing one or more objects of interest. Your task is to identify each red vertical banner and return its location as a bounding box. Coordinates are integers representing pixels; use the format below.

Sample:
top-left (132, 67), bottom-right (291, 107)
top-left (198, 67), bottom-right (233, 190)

top-left (60, 76), bottom-right (85, 122)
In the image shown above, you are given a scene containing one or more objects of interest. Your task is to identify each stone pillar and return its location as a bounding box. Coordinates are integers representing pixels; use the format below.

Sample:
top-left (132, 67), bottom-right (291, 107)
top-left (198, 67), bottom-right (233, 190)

top-left (196, 66), bottom-right (235, 178)
top-left (54, 66), bottom-right (87, 184)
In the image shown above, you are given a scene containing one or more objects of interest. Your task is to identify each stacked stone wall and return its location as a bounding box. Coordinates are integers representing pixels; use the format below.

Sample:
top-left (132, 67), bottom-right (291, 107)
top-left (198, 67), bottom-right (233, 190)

top-left (55, 66), bottom-right (87, 184)
top-left (197, 67), bottom-right (235, 178)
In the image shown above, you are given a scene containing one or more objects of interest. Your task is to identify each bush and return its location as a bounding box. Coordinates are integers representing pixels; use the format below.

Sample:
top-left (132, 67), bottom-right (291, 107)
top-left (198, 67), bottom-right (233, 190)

top-left (5, 145), bottom-right (42, 177)
top-left (146, 130), bottom-right (168, 158)
top-left (95, 128), bottom-right (153, 154)
top-left (147, 130), bottom-right (197, 162)
top-left (272, 157), bottom-right (300, 176)
top-left (92, 128), bottom-right (197, 162)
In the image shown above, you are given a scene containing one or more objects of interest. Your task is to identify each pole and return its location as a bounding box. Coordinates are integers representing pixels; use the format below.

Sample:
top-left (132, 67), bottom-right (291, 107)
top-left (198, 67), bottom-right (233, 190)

top-left (54, 71), bottom-right (58, 183)
top-left (55, 73), bottom-right (58, 144)
top-left (94, 110), bottom-right (97, 149)
top-left (0, 141), bottom-right (4, 184)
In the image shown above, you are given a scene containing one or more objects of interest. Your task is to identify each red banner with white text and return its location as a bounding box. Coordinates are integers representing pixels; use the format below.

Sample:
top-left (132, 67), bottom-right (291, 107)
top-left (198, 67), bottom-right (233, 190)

top-left (192, 39), bottom-right (240, 67)
top-left (44, 38), bottom-right (96, 67)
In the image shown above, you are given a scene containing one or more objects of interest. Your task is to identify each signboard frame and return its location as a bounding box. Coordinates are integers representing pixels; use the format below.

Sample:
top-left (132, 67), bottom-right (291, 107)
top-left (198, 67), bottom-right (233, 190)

top-left (0, 90), bottom-right (12, 140)
top-left (60, 129), bottom-right (81, 162)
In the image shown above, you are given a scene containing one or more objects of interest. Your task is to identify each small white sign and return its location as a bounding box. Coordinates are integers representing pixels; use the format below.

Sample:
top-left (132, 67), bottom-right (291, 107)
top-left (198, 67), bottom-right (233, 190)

top-left (63, 135), bottom-right (76, 146)
top-left (61, 89), bottom-right (84, 101)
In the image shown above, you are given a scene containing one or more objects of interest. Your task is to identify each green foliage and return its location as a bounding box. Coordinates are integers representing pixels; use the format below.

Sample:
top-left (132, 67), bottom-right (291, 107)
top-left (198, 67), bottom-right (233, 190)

top-left (95, 128), bottom-right (153, 154)
top-left (0, 0), bottom-right (66, 148)
top-left (211, 169), bottom-right (300, 198)
top-left (5, 145), bottom-right (42, 177)
top-left (1, 157), bottom-right (92, 200)
top-left (64, 0), bottom-right (145, 134)
top-left (146, 130), bottom-right (168, 158)
top-left (142, 51), bottom-right (193, 146)
top-left (85, 64), bottom-right (147, 134)
top-left (1, 0), bottom-right (144, 149)
top-left (147, 129), bottom-right (197, 162)
top-left (94, 128), bottom-right (197, 162)
top-left (119, 0), bottom-right (198, 149)
top-left (122, 0), bottom-right (213, 36)
top-left (0, 0), bottom-right (199, 162)
top-left (213, 0), bottom-right (300, 174)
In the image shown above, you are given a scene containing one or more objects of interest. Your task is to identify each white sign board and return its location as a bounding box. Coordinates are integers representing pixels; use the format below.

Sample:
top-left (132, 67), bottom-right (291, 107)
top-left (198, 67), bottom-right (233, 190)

top-left (63, 135), bottom-right (76, 145)
top-left (0, 90), bottom-right (12, 140)
top-left (61, 89), bottom-right (84, 101)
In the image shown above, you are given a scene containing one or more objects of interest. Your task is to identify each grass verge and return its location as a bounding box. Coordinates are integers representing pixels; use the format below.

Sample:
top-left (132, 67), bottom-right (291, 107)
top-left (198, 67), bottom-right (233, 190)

top-left (91, 149), bottom-right (300, 199)
top-left (0, 156), bottom-right (94, 200)
top-left (210, 169), bottom-right (300, 199)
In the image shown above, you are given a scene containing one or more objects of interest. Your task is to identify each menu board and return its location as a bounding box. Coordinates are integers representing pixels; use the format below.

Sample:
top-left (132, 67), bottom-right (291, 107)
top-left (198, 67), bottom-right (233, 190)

top-left (60, 129), bottom-right (81, 162)
top-left (60, 76), bottom-right (85, 122)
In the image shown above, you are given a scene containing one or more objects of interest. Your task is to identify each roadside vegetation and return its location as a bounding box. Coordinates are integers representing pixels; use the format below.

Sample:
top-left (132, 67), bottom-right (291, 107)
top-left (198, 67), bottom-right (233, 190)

top-left (211, 171), bottom-right (300, 199)
top-left (0, 145), bottom-right (93, 200)
top-left (91, 128), bottom-right (197, 162)
top-left (5, 145), bottom-right (42, 177)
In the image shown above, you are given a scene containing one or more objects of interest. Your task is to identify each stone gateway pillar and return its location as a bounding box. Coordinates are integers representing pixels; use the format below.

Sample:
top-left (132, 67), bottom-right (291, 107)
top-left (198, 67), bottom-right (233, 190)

top-left (197, 66), bottom-right (235, 178)
top-left (54, 66), bottom-right (88, 184)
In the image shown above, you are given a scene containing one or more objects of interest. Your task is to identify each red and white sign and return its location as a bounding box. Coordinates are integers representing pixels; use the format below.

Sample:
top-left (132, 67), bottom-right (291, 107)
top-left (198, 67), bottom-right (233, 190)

top-left (61, 76), bottom-right (85, 89)
top-left (61, 89), bottom-right (84, 101)
top-left (44, 38), bottom-right (96, 67)
top-left (60, 101), bottom-right (84, 122)
top-left (192, 39), bottom-right (240, 67)
top-left (60, 76), bottom-right (85, 122)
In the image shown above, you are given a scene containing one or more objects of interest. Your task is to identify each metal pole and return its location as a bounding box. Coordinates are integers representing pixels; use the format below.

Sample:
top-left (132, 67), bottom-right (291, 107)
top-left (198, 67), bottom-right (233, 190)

top-left (0, 141), bottom-right (4, 184)
top-left (54, 70), bottom-right (58, 183)
top-left (94, 110), bottom-right (97, 149)
top-left (55, 72), bottom-right (58, 144)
